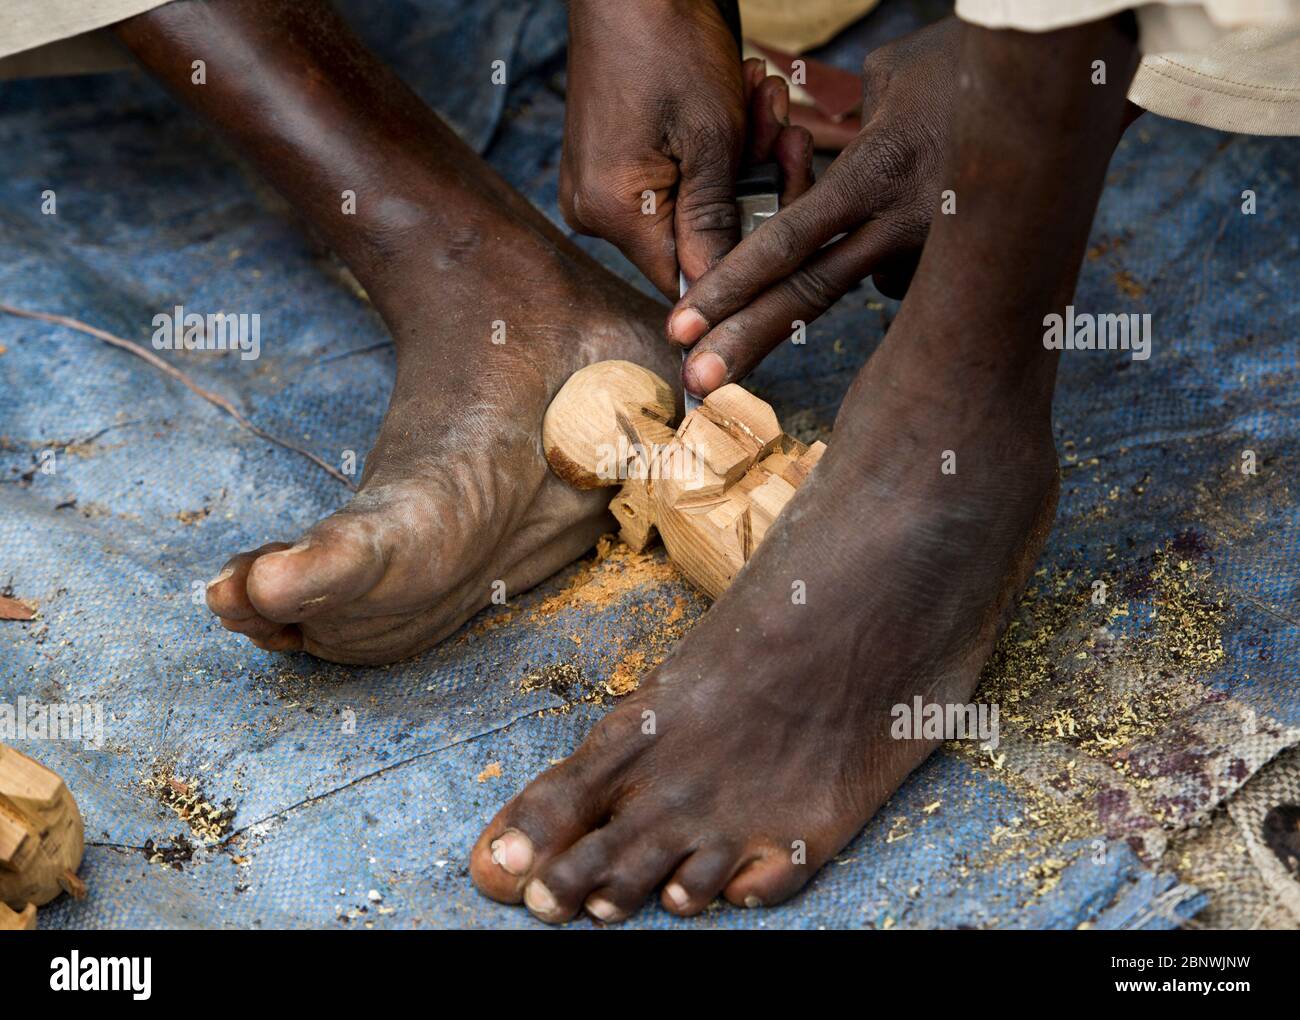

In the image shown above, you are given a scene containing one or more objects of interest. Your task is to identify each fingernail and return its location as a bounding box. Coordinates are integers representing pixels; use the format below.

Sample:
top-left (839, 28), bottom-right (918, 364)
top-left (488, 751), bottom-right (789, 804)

top-left (685, 352), bottom-right (727, 395)
top-left (664, 882), bottom-right (690, 910)
top-left (585, 895), bottom-right (621, 922)
top-left (744, 894), bottom-right (763, 909)
top-left (524, 879), bottom-right (558, 916)
top-left (774, 84), bottom-right (789, 125)
top-left (206, 566), bottom-right (234, 589)
top-left (489, 829), bottom-right (534, 875)
top-left (669, 307), bottom-right (708, 345)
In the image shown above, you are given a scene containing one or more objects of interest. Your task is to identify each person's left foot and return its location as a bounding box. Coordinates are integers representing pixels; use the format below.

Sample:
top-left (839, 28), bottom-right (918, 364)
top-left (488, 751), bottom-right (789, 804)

top-left (204, 183), bottom-right (680, 664)
top-left (470, 329), bottom-right (1061, 922)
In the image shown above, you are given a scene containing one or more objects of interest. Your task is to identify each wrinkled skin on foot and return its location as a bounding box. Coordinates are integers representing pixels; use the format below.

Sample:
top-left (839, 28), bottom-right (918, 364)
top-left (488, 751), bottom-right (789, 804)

top-left (204, 246), bottom-right (681, 664)
top-left (115, 0), bottom-right (687, 664)
top-left (116, 0), bottom-right (811, 664)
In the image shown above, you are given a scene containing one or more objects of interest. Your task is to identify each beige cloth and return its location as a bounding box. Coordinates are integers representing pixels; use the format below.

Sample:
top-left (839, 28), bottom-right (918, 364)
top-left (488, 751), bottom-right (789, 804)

top-left (957, 0), bottom-right (1300, 134)
top-left (4, 0), bottom-right (1300, 135)
top-left (0, 0), bottom-right (170, 77)
top-left (739, 0), bottom-right (881, 53)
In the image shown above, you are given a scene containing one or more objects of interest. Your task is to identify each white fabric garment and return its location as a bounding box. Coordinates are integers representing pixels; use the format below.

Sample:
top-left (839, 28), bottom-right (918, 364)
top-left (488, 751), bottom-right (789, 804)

top-left (4, 0), bottom-right (1300, 134)
top-left (957, 0), bottom-right (1300, 134)
top-left (0, 1), bottom-right (171, 77)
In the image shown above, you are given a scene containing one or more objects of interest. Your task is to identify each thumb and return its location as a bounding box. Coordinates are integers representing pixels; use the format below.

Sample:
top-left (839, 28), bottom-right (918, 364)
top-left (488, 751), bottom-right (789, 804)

top-left (674, 131), bottom-right (742, 284)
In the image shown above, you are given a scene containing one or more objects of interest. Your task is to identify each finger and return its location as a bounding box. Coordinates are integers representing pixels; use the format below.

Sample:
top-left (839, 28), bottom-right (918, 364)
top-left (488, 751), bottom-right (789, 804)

top-left (773, 124), bottom-right (815, 204)
top-left (747, 75), bottom-right (788, 164)
top-left (673, 127), bottom-right (743, 284)
top-left (683, 221), bottom-right (900, 394)
top-left (667, 160), bottom-right (868, 346)
top-left (612, 197), bottom-right (680, 298)
top-left (742, 57), bottom-right (765, 105)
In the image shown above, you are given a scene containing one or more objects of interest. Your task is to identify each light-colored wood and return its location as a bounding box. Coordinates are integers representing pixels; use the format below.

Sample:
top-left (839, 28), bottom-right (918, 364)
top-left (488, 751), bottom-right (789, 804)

top-left (0, 901), bottom-right (36, 930)
top-left (542, 361), bottom-right (675, 489)
top-left (699, 384), bottom-right (783, 459)
top-left (0, 744), bottom-right (86, 929)
top-left (783, 440), bottom-right (827, 487)
top-left (676, 413), bottom-right (756, 488)
top-left (543, 360), bottom-right (827, 598)
top-left (610, 479), bottom-right (656, 552)
top-left (748, 473), bottom-right (798, 545)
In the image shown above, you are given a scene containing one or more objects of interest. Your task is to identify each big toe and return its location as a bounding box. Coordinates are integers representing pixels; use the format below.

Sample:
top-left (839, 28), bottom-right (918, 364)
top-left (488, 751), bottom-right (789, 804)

top-left (470, 759), bottom-right (614, 907)
top-left (245, 513), bottom-right (388, 623)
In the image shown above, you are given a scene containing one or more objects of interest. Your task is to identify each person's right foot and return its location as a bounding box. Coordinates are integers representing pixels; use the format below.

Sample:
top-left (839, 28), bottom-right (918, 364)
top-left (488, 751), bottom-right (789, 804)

top-left (467, 8), bottom-right (1143, 922)
top-left (469, 325), bottom-right (1061, 921)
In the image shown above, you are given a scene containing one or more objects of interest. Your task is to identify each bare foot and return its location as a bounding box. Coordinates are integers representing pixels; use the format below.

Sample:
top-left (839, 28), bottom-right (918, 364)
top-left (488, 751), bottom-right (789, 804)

top-left (112, 0), bottom-right (686, 664)
top-left (206, 207), bottom-right (678, 664)
top-left (467, 12), bottom-right (1142, 922)
top-left (468, 332), bottom-right (1059, 921)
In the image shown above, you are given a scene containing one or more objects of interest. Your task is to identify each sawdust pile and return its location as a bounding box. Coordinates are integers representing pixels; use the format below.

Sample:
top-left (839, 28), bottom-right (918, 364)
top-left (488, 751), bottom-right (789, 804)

top-left (512, 536), bottom-right (704, 706)
top-left (979, 541), bottom-right (1225, 758)
top-left (146, 765), bottom-right (235, 845)
top-left (529, 535), bottom-right (678, 619)
top-left (953, 534), bottom-right (1242, 907)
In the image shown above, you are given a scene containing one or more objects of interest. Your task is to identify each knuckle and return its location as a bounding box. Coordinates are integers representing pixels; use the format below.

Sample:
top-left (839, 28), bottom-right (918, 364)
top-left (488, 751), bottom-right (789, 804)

top-left (676, 184), bottom-right (739, 235)
top-left (859, 135), bottom-right (920, 198)
top-left (783, 263), bottom-right (842, 311)
top-left (571, 180), bottom-right (625, 229)
top-left (760, 215), bottom-right (808, 266)
top-left (859, 46), bottom-right (900, 106)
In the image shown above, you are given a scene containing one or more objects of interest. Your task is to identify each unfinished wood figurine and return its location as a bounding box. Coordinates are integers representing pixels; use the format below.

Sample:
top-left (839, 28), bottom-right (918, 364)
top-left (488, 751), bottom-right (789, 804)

top-left (0, 744), bottom-right (86, 930)
top-left (543, 361), bottom-right (825, 598)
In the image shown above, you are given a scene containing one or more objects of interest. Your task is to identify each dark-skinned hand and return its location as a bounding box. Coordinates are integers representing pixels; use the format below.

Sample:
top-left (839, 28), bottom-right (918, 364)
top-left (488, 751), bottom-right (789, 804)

top-left (668, 17), bottom-right (963, 394)
top-left (561, 0), bottom-right (814, 298)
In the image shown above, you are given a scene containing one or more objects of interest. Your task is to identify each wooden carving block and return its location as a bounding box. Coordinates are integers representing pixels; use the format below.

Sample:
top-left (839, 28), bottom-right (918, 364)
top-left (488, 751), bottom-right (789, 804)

top-left (542, 360), bottom-right (675, 489)
top-left (610, 479), bottom-right (656, 552)
top-left (676, 413), bottom-right (755, 487)
top-left (0, 744), bottom-right (86, 929)
top-left (542, 360), bottom-right (827, 599)
top-left (783, 440), bottom-right (827, 487)
top-left (0, 901), bottom-right (36, 930)
top-left (748, 473), bottom-right (798, 545)
top-left (614, 409), bottom-right (675, 483)
top-left (700, 384), bottom-right (782, 458)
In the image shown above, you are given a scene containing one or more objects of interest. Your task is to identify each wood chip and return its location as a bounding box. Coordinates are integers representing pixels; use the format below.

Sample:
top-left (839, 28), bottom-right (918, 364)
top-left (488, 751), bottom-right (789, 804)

top-left (0, 594), bottom-right (35, 621)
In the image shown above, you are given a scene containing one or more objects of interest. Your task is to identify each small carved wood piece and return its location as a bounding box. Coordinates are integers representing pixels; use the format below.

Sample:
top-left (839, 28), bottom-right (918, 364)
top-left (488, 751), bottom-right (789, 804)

top-left (543, 361), bottom-right (826, 598)
top-left (0, 744), bottom-right (86, 930)
top-left (541, 360), bottom-right (675, 490)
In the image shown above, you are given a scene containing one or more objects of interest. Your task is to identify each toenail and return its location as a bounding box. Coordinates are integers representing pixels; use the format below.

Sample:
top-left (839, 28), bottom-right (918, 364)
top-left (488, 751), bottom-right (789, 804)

top-left (524, 879), bottom-right (558, 917)
top-left (585, 896), bottom-right (621, 922)
top-left (206, 567), bottom-right (234, 589)
top-left (664, 882), bottom-right (690, 910)
top-left (743, 894), bottom-right (763, 909)
top-left (685, 352), bottom-right (727, 395)
top-left (669, 307), bottom-right (708, 345)
top-left (489, 829), bottom-right (534, 875)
